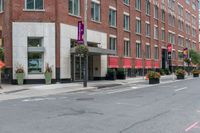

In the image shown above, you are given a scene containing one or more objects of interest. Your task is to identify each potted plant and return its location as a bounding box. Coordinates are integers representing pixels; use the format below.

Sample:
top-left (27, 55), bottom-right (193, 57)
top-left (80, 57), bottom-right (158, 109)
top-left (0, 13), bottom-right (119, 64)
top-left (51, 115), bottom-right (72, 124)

top-left (106, 69), bottom-right (116, 80)
top-left (146, 71), bottom-right (160, 84)
top-left (75, 45), bottom-right (89, 57)
top-left (192, 69), bottom-right (200, 77)
top-left (15, 64), bottom-right (25, 85)
top-left (44, 63), bottom-right (52, 84)
top-left (116, 68), bottom-right (126, 79)
top-left (175, 68), bottom-right (186, 80)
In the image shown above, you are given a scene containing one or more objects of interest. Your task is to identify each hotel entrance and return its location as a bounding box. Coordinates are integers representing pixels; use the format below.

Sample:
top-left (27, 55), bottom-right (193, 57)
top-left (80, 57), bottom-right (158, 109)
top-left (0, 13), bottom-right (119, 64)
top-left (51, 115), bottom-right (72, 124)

top-left (71, 55), bottom-right (94, 81)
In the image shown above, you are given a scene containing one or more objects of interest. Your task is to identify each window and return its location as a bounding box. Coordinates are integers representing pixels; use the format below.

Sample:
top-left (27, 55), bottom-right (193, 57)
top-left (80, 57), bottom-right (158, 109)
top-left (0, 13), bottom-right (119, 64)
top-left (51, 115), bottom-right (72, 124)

top-left (146, 0), bottom-right (150, 15)
top-left (146, 23), bottom-right (150, 37)
top-left (91, 1), bottom-right (100, 22)
top-left (168, 0), bottom-right (175, 10)
top-left (192, 2), bottom-right (196, 10)
top-left (146, 45), bottom-right (151, 59)
top-left (109, 37), bottom-right (116, 51)
top-left (28, 37), bottom-right (44, 74)
top-left (0, 0), bottom-right (3, 12)
top-left (161, 30), bottom-right (165, 41)
top-left (124, 40), bottom-right (130, 57)
top-left (186, 24), bottom-right (190, 35)
top-left (135, 19), bottom-right (141, 34)
top-left (109, 8), bottom-right (116, 27)
top-left (135, 0), bottom-right (141, 11)
top-left (186, 0), bottom-right (190, 5)
top-left (178, 5), bottom-right (183, 17)
top-left (186, 39), bottom-right (190, 48)
top-left (172, 50), bottom-right (176, 60)
top-left (25, 0), bottom-right (44, 10)
top-left (178, 51), bottom-right (183, 60)
top-left (161, 10), bottom-right (165, 22)
top-left (192, 28), bottom-right (196, 37)
top-left (124, 0), bottom-right (130, 5)
top-left (154, 5), bottom-right (158, 19)
top-left (168, 33), bottom-right (175, 44)
top-left (178, 19), bottom-right (184, 31)
top-left (185, 11), bottom-right (190, 22)
top-left (178, 36), bottom-right (184, 46)
top-left (154, 46), bottom-right (159, 59)
top-left (154, 26), bottom-right (158, 39)
top-left (69, 0), bottom-right (80, 16)
top-left (136, 42), bottom-right (141, 58)
top-left (168, 14), bottom-right (175, 27)
top-left (192, 42), bottom-right (196, 49)
top-left (124, 14), bottom-right (130, 31)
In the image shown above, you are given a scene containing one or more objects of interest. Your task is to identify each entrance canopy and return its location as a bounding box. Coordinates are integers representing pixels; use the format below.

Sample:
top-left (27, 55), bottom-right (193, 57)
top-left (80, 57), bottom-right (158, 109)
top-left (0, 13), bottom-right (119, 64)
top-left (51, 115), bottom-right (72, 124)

top-left (70, 46), bottom-right (116, 55)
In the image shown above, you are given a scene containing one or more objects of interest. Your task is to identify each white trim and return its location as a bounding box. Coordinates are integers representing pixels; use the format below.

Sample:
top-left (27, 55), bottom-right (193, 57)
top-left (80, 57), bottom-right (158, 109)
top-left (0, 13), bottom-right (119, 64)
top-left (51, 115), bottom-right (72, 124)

top-left (154, 45), bottom-right (158, 47)
top-left (136, 40), bottom-right (141, 43)
top-left (109, 6), bottom-right (116, 10)
top-left (136, 17), bottom-right (141, 20)
top-left (123, 12), bottom-right (130, 16)
top-left (178, 50), bottom-right (183, 52)
top-left (146, 43), bottom-right (150, 45)
top-left (154, 24), bottom-right (158, 27)
top-left (109, 34), bottom-right (117, 38)
top-left (124, 37), bottom-right (130, 41)
top-left (177, 3), bottom-right (183, 8)
top-left (168, 30), bottom-right (175, 34)
top-left (178, 34), bottom-right (184, 38)
top-left (92, 0), bottom-right (100, 4)
top-left (145, 21), bottom-right (150, 24)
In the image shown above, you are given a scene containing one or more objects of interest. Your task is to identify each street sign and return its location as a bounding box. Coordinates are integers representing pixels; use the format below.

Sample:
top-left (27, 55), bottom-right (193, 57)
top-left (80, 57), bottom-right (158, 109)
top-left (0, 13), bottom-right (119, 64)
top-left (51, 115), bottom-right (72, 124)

top-left (77, 21), bottom-right (84, 44)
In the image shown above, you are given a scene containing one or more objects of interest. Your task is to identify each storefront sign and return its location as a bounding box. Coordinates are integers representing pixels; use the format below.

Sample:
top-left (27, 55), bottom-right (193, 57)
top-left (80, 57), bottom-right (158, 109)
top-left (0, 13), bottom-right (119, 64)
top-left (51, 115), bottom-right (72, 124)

top-left (77, 21), bottom-right (84, 44)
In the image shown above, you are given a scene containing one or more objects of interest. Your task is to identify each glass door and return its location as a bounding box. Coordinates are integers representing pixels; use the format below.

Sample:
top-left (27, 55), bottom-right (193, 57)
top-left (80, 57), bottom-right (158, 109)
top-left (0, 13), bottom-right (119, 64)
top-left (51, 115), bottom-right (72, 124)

top-left (74, 55), bottom-right (84, 81)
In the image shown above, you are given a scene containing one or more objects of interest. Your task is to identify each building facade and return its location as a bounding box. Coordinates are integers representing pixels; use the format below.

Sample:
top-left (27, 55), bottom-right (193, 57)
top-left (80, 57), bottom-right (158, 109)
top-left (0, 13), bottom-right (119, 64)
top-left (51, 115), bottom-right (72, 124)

top-left (0, 0), bottom-right (199, 84)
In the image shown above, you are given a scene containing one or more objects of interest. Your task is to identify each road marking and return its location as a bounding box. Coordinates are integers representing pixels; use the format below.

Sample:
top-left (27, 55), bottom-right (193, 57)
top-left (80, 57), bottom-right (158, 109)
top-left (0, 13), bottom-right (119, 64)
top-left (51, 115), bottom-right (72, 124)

top-left (185, 121), bottom-right (199, 132)
top-left (175, 87), bottom-right (188, 92)
top-left (106, 87), bottom-right (140, 94)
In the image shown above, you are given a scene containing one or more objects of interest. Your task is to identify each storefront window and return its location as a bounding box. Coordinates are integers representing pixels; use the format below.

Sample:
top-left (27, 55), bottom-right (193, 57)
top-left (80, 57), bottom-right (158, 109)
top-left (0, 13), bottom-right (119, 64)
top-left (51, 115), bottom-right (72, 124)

top-left (28, 37), bottom-right (44, 74)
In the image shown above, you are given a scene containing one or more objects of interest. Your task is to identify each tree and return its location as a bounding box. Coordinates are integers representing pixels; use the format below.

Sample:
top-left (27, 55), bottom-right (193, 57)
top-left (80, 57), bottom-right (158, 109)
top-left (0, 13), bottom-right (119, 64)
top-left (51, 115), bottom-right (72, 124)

top-left (189, 49), bottom-right (200, 66)
top-left (0, 48), bottom-right (4, 61)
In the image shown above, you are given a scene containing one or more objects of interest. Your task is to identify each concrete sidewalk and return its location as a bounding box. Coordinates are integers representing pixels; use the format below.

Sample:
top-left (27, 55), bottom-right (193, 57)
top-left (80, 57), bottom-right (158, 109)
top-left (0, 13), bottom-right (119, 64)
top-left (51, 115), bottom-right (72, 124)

top-left (0, 75), bottom-right (190, 101)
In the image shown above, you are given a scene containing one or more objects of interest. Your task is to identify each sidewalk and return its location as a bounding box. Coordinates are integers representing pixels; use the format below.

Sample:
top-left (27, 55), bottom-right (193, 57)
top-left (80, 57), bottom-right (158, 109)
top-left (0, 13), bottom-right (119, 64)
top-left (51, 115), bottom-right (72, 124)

top-left (0, 75), bottom-right (191, 101)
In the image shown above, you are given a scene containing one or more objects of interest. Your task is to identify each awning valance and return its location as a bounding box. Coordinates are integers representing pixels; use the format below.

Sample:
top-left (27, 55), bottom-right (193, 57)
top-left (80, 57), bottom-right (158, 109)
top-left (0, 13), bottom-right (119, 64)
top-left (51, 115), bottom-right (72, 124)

top-left (70, 46), bottom-right (116, 55)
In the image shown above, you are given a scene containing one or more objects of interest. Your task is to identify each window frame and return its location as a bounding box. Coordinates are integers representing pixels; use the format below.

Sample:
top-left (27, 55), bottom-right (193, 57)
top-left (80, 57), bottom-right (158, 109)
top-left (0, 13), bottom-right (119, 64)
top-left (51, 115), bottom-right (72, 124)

top-left (25, 0), bottom-right (44, 11)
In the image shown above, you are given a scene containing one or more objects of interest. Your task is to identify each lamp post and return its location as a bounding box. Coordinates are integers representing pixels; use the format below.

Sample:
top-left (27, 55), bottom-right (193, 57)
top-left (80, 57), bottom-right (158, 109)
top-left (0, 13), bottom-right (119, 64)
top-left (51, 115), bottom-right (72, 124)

top-left (83, 0), bottom-right (88, 87)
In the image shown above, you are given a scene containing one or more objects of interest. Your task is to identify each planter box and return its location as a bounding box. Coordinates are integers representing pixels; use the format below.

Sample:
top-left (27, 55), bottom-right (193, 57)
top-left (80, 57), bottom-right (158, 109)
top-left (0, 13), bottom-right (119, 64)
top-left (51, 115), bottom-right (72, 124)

top-left (149, 78), bottom-right (160, 84)
top-left (106, 74), bottom-right (116, 80)
top-left (16, 73), bottom-right (24, 85)
top-left (45, 72), bottom-right (52, 84)
top-left (193, 74), bottom-right (199, 78)
top-left (176, 75), bottom-right (185, 80)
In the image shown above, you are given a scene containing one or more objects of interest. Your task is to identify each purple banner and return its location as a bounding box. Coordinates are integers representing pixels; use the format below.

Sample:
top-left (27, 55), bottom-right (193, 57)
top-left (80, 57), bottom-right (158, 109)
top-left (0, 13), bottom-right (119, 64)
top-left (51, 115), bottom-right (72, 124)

top-left (77, 21), bottom-right (84, 44)
top-left (183, 48), bottom-right (188, 59)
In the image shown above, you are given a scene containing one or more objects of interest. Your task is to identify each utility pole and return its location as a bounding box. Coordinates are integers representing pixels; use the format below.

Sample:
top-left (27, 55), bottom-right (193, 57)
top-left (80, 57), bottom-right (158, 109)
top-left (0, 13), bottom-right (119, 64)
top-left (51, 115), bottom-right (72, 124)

top-left (83, 0), bottom-right (88, 87)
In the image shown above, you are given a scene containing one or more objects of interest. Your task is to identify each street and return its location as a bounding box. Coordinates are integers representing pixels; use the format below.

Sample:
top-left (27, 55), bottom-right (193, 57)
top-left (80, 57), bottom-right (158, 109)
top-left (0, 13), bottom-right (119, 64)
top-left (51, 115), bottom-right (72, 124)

top-left (0, 78), bottom-right (200, 133)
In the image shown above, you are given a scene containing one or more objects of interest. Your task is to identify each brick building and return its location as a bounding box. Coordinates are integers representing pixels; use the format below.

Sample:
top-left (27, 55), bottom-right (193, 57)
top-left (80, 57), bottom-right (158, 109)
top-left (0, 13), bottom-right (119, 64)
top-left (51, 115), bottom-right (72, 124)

top-left (0, 0), bottom-right (199, 84)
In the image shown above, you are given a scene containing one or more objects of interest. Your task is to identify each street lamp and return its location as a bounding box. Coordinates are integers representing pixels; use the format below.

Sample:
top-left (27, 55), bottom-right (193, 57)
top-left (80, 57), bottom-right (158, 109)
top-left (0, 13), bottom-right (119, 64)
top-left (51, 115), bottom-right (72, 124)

top-left (83, 0), bottom-right (88, 87)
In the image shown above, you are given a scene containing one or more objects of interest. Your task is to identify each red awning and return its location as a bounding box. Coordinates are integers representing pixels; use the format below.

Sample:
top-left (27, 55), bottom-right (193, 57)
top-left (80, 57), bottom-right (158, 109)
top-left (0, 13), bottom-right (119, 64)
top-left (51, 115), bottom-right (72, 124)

top-left (145, 60), bottom-right (152, 68)
top-left (108, 56), bottom-right (119, 68)
top-left (154, 61), bottom-right (160, 68)
top-left (135, 59), bottom-right (142, 68)
top-left (123, 58), bottom-right (132, 68)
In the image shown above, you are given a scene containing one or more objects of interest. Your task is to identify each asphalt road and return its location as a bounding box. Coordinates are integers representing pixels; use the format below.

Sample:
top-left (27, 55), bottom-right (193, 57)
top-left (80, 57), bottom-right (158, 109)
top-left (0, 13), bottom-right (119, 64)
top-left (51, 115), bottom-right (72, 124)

top-left (0, 78), bottom-right (200, 133)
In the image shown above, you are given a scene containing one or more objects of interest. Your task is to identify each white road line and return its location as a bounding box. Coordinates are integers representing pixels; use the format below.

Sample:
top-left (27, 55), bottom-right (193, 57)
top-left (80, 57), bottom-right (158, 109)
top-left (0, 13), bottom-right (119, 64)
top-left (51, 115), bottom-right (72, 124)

top-left (106, 87), bottom-right (140, 94)
top-left (175, 87), bottom-right (188, 92)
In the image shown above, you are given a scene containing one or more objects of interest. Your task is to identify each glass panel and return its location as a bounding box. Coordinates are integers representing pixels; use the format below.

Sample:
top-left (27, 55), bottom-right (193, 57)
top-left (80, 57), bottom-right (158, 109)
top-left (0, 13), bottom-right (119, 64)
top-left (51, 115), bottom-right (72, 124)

top-left (69, 0), bottom-right (73, 14)
top-left (26, 0), bottom-right (34, 9)
top-left (28, 52), bottom-right (43, 74)
top-left (74, 0), bottom-right (79, 15)
top-left (28, 38), bottom-right (42, 47)
top-left (35, 0), bottom-right (43, 9)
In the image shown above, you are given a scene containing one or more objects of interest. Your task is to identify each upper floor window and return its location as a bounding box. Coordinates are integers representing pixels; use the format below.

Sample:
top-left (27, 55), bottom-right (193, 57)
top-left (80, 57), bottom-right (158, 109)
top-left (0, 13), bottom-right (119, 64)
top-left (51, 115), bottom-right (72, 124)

top-left (146, 0), bottom-right (150, 15)
top-left (109, 37), bottom-right (117, 51)
top-left (154, 5), bottom-right (158, 19)
top-left (178, 5), bottom-right (183, 17)
top-left (91, 1), bottom-right (100, 22)
top-left (186, 0), bottom-right (190, 5)
top-left (109, 8), bottom-right (116, 27)
top-left (124, 0), bottom-right (130, 5)
top-left (69, 0), bottom-right (80, 16)
top-left (135, 0), bottom-right (141, 11)
top-left (124, 40), bottom-right (130, 57)
top-left (124, 14), bottom-right (130, 31)
top-left (168, 0), bottom-right (175, 11)
top-left (0, 0), bottom-right (3, 12)
top-left (135, 18), bottom-right (141, 34)
top-left (25, 0), bottom-right (44, 10)
top-left (192, 2), bottom-right (196, 10)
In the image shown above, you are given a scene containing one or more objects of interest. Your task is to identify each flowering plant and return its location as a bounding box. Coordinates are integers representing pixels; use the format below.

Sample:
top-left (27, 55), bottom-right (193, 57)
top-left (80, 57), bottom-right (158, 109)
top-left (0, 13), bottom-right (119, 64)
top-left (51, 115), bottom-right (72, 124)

top-left (75, 45), bottom-right (89, 57)
top-left (45, 63), bottom-right (52, 73)
top-left (192, 69), bottom-right (200, 75)
top-left (175, 69), bottom-right (186, 76)
top-left (15, 64), bottom-right (24, 73)
top-left (146, 71), bottom-right (161, 79)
